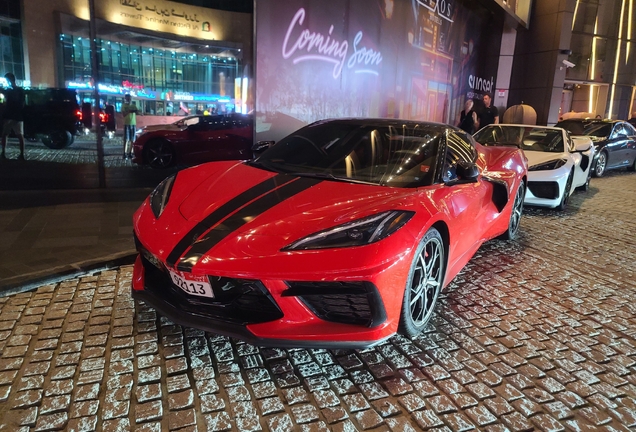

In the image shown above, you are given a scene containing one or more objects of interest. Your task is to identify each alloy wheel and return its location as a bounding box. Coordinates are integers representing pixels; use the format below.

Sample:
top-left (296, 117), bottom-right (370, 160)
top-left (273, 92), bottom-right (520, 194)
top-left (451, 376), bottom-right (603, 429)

top-left (409, 235), bottom-right (444, 326)
top-left (147, 141), bottom-right (174, 169)
top-left (509, 182), bottom-right (525, 237)
top-left (595, 152), bottom-right (607, 177)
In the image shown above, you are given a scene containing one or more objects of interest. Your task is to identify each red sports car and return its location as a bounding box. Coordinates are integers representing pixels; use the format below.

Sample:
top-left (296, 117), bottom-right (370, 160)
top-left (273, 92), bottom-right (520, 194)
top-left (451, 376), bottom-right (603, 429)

top-left (132, 114), bottom-right (253, 169)
top-left (132, 119), bottom-right (527, 348)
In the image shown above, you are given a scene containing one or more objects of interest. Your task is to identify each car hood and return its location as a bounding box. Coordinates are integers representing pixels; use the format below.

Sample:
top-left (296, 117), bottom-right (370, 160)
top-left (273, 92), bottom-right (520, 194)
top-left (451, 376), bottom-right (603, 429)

top-left (178, 163), bottom-right (413, 225)
top-left (167, 162), bottom-right (418, 270)
top-left (525, 151), bottom-right (568, 167)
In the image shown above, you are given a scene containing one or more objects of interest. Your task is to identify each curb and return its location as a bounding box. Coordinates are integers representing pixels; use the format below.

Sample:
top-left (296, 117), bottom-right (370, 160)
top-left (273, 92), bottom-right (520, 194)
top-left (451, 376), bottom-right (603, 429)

top-left (0, 251), bottom-right (138, 296)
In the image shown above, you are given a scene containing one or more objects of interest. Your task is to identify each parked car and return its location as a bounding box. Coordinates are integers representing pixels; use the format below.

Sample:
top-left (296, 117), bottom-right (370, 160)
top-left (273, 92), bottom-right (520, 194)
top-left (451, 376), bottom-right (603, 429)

top-left (554, 119), bottom-right (636, 177)
top-left (131, 119), bottom-right (527, 348)
top-left (474, 124), bottom-right (594, 210)
top-left (132, 114), bottom-right (253, 169)
top-left (19, 88), bottom-right (80, 149)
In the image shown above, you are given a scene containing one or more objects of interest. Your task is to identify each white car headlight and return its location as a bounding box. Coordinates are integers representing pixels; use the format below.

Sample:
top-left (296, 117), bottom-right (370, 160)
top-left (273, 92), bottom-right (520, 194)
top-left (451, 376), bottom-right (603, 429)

top-left (528, 159), bottom-right (568, 171)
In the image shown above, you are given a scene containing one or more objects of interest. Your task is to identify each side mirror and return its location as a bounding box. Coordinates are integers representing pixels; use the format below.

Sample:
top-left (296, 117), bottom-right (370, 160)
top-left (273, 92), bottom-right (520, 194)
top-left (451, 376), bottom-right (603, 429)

top-left (456, 161), bottom-right (480, 182)
top-left (252, 140), bottom-right (274, 156)
top-left (573, 137), bottom-right (592, 152)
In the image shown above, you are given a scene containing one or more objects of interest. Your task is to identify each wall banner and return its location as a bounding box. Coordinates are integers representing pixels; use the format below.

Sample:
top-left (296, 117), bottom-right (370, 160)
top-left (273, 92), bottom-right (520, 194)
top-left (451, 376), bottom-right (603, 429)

top-left (255, 0), bottom-right (501, 142)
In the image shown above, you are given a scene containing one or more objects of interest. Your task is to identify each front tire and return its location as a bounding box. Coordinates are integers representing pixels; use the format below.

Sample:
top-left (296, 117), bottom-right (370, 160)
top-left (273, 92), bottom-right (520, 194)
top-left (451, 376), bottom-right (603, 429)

top-left (593, 151), bottom-right (607, 177)
top-left (398, 227), bottom-right (446, 338)
top-left (42, 130), bottom-right (73, 149)
top-left (144, 139), bottom-right (175, 169)
top-left (499, 181), bottom-right (525, 240)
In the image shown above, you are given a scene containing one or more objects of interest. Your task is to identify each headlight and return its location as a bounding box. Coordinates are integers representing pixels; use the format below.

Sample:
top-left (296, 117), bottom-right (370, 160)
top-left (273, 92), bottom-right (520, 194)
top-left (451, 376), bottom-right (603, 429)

top-left (149, 174), bottom-right (176, 219)
top-left (283, 211), bottom-right (414, 251)
top-left (136, 128), bottom-right (145, 135)
top-left (528, 159), bottom-right (567, 171)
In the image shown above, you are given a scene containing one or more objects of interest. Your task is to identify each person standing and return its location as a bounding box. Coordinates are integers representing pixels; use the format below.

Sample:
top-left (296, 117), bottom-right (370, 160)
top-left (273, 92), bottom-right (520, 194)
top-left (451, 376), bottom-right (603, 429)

top-left (479, 93), bottom-right (499, 128)
top-left (1, 73), bottom-right (26, 160)
top-left (122, 94), bottom-right (139, 159)
top-left (458, 99), bottom-right (479, 134)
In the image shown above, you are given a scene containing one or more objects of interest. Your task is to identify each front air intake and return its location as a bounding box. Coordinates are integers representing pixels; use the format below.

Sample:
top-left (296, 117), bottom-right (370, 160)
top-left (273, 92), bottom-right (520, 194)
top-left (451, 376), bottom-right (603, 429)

top-left (283, 281), bottom-right (387, 328)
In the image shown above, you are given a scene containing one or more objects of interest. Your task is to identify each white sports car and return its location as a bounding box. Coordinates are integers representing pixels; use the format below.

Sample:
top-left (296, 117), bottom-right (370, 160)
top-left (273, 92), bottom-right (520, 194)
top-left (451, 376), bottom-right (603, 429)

top-left (474, 124), bottom-right (594, 210)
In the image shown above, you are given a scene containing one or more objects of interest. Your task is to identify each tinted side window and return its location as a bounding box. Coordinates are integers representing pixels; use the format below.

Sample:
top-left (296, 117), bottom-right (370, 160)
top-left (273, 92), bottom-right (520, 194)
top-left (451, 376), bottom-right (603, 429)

top-left (443, 132), bottom-right (477, 182)
top-left (624, 123), bottom-right (636, 136)
top-left (612, 124), bottom-right (627, 138)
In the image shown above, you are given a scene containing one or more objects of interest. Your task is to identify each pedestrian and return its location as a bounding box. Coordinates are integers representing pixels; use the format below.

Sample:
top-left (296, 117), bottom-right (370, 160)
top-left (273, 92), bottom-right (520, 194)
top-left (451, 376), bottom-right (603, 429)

top-left (479, 93), bottom-right (499, 128)
top-left (0, 72), bottom-right (26, 160)
top-left (121, 94), bottom-right (139, 159)
top-left (458, 99), bottom-right (479, 134)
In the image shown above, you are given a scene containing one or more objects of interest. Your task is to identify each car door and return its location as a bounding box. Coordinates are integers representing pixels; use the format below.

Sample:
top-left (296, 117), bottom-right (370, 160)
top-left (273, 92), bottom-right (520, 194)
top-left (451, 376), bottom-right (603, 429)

top-left (622, 122), bottom-right (636, 167)
top-left (606, 123), bottom-right (630, 168)
top-left (184, 116), bottom-right (232, 162)
top-left (219, 116), bottom-right (253, 159)
top-left (436, 132), bottom-right (491, 265)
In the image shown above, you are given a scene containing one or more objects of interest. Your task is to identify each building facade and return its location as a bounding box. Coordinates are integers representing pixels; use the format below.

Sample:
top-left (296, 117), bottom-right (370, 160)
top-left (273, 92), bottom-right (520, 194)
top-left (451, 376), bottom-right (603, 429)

top-left (19, 0), bottom-right (251, 114)
top-left (509, 0), bottom-right (636, 124)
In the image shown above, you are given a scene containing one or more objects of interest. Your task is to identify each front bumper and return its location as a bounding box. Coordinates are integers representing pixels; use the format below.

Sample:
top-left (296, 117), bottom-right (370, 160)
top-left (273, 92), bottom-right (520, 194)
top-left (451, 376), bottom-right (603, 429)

top-left (131, 251), bottom-right (394, 349)
top-left (524, 168), bottom-right (569, 208)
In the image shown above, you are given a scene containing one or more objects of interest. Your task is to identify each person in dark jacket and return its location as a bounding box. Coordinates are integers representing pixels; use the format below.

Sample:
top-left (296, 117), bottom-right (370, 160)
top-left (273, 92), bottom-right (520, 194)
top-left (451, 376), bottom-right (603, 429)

top-left (458, 99), bottom-right (479, 134)
top-left (1, 73), bottom-right (25, 160)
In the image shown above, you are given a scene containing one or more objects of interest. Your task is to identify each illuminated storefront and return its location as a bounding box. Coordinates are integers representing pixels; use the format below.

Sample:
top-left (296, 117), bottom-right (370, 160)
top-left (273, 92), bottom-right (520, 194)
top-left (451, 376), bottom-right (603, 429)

top-left (21, 0), bottom-right (251, 115)
top-left (59, 34), bottom-right (241, 115)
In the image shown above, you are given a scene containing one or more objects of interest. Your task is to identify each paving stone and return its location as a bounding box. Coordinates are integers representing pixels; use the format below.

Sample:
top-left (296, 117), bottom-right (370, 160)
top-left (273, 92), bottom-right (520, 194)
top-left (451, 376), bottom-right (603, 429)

top-left (501, 411), bottom-right (533, 432)
top-left (577, 406), bottom-right (613, 425)
top-left (102, 399), bottom-right (130, 420)
top-left (40, 395), bottom-right (71, 415)
top-left (412, 409), bottom-right (444, 429)
top-left (12, 389), bottom-right (43, 408)
top-left (33, 412), bottom-right (68, 431)
top-left (266, 413), bottom-right (293, 432)
top-left (102, 417), bottom-right (130, 431)
top-left (355, 409), bottom-right (383, 430)
top-left (531, 413), bottom-right (565, 432)
top-left (70, 400), bottom-right (100, 418)
top-left (168, 408), bottom-right (196, 430)
top-left (135, 400), bottom-right (163, 423)
top-left (65, 415), bottom-right (98, 432)
top-left (371, 398), bottom-right (402, 418)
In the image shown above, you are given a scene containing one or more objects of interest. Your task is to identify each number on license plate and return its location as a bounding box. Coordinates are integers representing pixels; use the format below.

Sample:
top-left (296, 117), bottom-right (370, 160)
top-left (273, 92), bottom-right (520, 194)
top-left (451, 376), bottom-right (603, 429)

top-left (169, 271), bottom-right (214, 299)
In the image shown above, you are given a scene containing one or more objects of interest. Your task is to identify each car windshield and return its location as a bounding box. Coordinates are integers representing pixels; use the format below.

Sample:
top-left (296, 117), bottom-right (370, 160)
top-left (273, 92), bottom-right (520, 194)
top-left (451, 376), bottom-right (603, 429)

top-left (556, 120), bottom-right (612, 137)
top-left (173, 116), bottom-right (200, 128)
top-left (252, 121), bottom-right (444, 188)
top-left (474, 125), bottom-right (564, 153)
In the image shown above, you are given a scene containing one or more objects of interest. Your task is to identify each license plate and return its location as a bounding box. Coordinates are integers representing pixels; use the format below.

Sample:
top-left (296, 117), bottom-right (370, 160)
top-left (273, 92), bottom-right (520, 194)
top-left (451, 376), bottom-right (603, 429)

top-left (169, 270), bottom-right (214, 299)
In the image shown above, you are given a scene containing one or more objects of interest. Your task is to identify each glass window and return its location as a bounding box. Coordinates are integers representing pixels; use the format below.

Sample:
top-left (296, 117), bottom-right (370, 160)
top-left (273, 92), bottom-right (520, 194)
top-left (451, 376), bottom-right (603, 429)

top-left (443, 133), bottom-right (477, 182)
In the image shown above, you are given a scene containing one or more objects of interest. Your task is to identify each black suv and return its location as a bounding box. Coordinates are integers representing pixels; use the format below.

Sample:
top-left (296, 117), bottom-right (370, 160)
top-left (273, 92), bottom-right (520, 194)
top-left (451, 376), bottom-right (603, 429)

top-left (22, 88), bottom-right (80, 149)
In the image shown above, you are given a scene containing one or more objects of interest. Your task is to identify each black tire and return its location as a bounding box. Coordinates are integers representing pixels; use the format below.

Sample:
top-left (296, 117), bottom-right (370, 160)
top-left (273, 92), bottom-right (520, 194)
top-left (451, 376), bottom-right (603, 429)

top-left (144, 139), bottom-right (175, 169)
top-left (398, 227), bottom-right (446, 338)
top-left (593, 151), bottom-right (607, 177)
top-left (42, 130), bottom-right (73, 149)
top-left (499, 181), bottom-right (525, 240)
top-left (556, 170), bottom-right (574, 211)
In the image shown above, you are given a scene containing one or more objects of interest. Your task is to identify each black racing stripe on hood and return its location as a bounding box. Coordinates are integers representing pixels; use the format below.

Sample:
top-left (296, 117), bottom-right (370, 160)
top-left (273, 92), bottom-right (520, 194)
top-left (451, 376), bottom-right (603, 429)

top-left (175, 177), bottom-right (322, 272)
top-left (166, 173), bottom-right (294, 268)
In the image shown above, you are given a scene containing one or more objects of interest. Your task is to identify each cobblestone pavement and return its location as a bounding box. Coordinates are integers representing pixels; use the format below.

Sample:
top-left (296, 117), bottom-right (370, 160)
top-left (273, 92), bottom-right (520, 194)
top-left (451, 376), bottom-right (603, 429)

top-left (2, 136), bottom-right (134, 168)
top-left (0, 171), bottom-right (635, 431)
